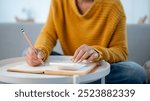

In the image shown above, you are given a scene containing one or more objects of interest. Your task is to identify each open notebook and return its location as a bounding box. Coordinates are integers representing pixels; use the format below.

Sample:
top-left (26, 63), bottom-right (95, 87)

top-left (7, 56), bottom-right (98, 76)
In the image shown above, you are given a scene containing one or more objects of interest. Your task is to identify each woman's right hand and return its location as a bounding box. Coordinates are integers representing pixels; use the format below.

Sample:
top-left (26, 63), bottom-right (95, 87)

top-left (25, 48), bottom-right (45, 66)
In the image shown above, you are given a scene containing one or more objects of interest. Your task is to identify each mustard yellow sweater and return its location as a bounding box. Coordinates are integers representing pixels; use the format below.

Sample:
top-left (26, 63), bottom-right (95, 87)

top-left (35, 0), bottom-right (128, 63)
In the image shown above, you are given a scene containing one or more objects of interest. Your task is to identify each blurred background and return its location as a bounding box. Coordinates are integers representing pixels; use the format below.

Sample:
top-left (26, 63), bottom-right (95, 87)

top-left (0, 0), bottom-right (150, 67)
top-left (0, 0), bottom-right (150, 24)
top-left (0, 0), bottom-right (50, 23)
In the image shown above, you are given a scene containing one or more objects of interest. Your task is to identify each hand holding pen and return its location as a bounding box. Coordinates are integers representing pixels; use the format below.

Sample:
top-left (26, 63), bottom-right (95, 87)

top-left (25, 48), bottom-right (45, 66)
top-left (21, 29), bottom-right (45, 66)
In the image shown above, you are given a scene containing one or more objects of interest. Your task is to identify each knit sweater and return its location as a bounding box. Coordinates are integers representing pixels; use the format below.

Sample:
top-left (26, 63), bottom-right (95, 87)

top-left (35, 0), bottom-right (128, 63)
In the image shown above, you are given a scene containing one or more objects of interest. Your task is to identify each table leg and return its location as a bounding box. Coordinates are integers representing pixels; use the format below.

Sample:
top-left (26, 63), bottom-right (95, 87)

top-left (101, 77), bottom-right (105, 84)
top-left (73, 75), bottom-right (80, 84)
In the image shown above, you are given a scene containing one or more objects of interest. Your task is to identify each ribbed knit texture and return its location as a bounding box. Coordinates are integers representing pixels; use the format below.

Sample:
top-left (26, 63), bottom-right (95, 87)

top-left (35, 0), bottom-right (128, 63)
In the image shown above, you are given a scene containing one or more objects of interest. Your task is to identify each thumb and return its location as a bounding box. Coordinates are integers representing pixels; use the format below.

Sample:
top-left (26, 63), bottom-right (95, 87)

top-left (37, 51), bottom-right (45, 60)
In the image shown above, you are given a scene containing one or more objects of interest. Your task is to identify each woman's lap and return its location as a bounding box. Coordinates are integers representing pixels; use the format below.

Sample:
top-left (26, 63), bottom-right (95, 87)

top-left (90, 61), bottom-right (147, 84)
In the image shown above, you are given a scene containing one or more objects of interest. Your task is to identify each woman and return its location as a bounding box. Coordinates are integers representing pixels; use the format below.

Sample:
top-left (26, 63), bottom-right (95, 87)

top-left (25, 0), bottom-right (147, 84)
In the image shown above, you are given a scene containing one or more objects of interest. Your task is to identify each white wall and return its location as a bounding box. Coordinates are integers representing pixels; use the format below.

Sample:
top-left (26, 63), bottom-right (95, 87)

top-left (0, 0), bottom-right (50, 23)
top-left (121, 0), bottom-right (150, 24)
top-left (0, 0), bottom-right (150, 24)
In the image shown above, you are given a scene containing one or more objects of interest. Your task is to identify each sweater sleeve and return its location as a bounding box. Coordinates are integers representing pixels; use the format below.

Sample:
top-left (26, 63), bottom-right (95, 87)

top-left (34, 0), bottom-right (58, 61)
top-left (92, 16), bottom-right (128, 63)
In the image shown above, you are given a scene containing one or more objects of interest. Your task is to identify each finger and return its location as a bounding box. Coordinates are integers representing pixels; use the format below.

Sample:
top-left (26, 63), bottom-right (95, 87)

top-left (78, 52), bottom-right (90, 63)
top-left (74, 50), bottom-right (85, 62)
top-left (78, 49), bottom-right (95, 62)
top-left (28, 48), bottom-right (38, 59)
top-left (32, 59), bottom-right (41, 65)
top-left (26, 54), bottom-right (40, 64)
top-left (26, 51), bottom-right (38, 61)
top-left (87, 52), bottom-right (99, 62)
top-left (25, 55), bottom-right (35, 66)
top-left (73, 44), bottom-right (87, 60)
top-left (37, 51), bottom-right (45, 60)
top-left (27, 60), bottom-right (39, 67)
top-left (73, 50), bottom-right (79, 61)
top-left (26, 58), bottom-right (41, 67)
top-left (25, 48), bottom-right (42, 66)
top-left (73, 47), bottom-right (83, 60)
top-left (26, 54), bottom-right (41, 66)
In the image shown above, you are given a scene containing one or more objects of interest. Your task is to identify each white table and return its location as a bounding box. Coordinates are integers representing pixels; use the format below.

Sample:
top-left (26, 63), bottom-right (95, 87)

top-left (0, 56), bottom-right (110, 84)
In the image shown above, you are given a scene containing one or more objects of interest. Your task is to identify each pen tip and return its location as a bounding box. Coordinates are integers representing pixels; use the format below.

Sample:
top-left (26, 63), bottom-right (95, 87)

top-left (21, 29), bottom-right (24, 32)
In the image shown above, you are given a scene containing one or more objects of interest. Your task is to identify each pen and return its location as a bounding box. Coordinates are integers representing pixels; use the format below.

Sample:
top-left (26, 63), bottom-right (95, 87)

top-left (21, 29), bottom-right (44, 65)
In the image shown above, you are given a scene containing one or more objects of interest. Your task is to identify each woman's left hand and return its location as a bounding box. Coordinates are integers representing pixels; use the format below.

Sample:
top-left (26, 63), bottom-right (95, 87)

top-left (72, 44), bottom-right (100, 63)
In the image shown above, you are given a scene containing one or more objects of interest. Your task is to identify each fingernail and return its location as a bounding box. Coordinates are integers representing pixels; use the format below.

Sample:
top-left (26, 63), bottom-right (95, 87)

top-left (78, 60), bottom-right (82, 63)
top-left (74, 59), bottom-right (77, 63)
